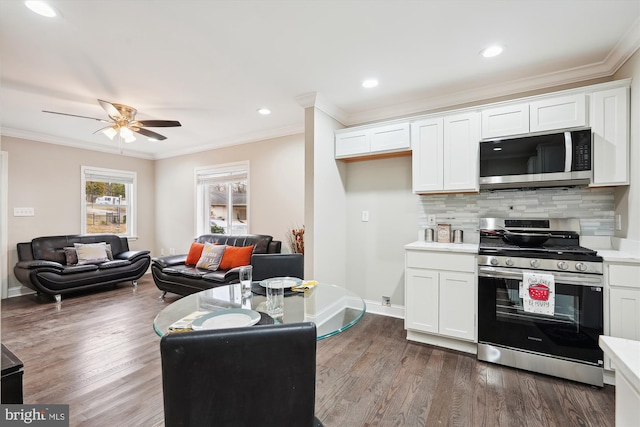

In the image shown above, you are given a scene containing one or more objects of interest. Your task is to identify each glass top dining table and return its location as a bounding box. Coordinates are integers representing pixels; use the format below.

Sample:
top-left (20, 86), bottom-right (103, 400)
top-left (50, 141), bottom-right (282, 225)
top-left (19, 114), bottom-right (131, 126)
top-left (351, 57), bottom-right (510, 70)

top-left (153, 282), bottom-right (366, 340)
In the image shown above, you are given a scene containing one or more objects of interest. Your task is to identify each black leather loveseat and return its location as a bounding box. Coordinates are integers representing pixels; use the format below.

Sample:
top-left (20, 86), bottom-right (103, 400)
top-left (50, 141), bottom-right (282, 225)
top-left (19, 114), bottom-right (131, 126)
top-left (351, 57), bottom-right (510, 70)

top-left (151, 234), bottom-right (304, 297)
top-left (14, 234), bottom-right (151, 302)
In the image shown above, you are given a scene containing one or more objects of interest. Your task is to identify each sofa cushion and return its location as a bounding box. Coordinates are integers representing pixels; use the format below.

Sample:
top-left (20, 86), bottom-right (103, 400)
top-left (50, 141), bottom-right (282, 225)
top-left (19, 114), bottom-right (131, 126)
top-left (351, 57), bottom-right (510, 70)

top-left (196, 243), bottom-right (226, 271)
top-left (74, 242), bottom-right (110, 265)
top-left (219, 245), bottom-right (253, 270)
top-left (185, 243), bottom-right (205, 266)
top-left (60, 264), bottom-right (99, 274)
top-left (97, 260), bottom-right (131, 269)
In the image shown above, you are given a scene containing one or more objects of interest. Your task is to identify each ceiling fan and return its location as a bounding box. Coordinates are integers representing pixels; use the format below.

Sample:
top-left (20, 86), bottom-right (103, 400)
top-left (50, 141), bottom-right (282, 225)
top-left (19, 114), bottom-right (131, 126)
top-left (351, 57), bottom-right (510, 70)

top-left (43, 99), bottom-right (181, 142)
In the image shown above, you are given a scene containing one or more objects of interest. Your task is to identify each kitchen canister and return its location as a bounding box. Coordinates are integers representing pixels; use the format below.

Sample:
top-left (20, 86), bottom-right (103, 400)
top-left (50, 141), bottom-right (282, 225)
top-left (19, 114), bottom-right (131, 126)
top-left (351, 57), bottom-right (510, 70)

top-left (425, 228), bottom-right (434, 242)
top-left (453, 229), bottom-right (463, 243)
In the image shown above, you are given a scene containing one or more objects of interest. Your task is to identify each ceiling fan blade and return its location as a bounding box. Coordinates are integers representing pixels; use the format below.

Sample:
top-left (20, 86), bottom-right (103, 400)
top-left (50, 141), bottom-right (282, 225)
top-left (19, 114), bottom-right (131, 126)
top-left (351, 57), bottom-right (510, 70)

top-left (98, 99), bottom-right (122, 119)
top-left (131, 127), bottom-right (167, 141)
top-left (134, 120), bottom-right (182, 127)
top-left (43, 110), bottom-right (111, 123)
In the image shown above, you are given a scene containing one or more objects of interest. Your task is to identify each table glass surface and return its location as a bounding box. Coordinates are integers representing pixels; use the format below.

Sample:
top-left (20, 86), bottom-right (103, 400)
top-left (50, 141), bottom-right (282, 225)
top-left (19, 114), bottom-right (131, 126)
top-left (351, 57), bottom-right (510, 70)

top-left (153, 283), bottom-right (366, 340)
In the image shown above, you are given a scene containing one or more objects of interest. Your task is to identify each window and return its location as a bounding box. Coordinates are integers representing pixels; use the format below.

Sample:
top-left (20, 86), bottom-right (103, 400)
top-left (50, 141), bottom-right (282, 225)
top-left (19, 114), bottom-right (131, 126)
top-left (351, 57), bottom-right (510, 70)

top-left (196, 162), bottom-right (248, 236)
top-left (81, 166), bottom-right (136, 237)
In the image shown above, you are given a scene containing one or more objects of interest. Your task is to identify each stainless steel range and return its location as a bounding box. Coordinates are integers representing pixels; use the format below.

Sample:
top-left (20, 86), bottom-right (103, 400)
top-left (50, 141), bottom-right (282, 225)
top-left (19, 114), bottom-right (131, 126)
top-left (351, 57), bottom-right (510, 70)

top-left (477, 218), bottom-right (604, 386)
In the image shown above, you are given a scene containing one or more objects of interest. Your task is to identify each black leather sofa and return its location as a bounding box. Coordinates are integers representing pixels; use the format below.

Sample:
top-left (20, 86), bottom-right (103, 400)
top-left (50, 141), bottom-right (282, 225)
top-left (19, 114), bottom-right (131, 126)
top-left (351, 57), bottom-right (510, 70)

top-left (151, 234), bottom-right (300, 297)
top-left (14, 234), bottom-right (151, 302)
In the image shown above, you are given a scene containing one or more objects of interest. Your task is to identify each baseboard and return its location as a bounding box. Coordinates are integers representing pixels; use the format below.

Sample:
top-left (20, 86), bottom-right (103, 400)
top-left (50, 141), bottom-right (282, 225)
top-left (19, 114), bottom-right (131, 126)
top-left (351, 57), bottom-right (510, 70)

top-left (364, 299), bottom-right (405, 319)
top-left (7, 286), bottom-right (35, 298)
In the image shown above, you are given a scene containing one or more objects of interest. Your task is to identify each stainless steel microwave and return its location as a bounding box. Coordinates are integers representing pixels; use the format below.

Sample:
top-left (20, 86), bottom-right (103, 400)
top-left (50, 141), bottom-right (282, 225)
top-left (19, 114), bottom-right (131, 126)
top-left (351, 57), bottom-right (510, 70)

top-left (479, 129), bottom-right (592, 189)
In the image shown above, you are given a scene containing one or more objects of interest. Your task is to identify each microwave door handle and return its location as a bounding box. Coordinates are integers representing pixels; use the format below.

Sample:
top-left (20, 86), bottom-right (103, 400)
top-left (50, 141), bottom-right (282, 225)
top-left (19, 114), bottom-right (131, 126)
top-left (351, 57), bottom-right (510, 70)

top-left (564, 131), bottom-right (572, 172)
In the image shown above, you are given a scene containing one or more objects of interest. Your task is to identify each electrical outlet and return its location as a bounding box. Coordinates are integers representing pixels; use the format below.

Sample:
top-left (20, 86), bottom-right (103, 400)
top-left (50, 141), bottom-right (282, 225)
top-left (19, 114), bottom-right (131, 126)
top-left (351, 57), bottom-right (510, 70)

top-left (160, 248), bottom-right (165, 256)
top-left (382, 296), bottom-right (391, 307)
top-left (169, 248), bottom-right (176, 255)
top-left (362, 210), bottom-right (369, 222)
top-left (427, 215), bottom-right (436, 226)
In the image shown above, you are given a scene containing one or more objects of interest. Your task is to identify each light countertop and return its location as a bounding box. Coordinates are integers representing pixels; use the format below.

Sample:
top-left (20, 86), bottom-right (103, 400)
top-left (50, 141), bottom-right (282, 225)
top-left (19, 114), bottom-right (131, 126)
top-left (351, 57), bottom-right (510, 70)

top-left (405, 241), bottom-right (478, 254)
top-left (599, 336), bottom-right (640, 393)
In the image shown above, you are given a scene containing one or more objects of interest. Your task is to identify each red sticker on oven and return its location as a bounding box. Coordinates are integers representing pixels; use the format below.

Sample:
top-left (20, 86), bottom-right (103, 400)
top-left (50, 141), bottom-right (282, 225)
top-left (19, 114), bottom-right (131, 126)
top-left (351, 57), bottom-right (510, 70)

top-left (528, 283), bottom-right (550, 301)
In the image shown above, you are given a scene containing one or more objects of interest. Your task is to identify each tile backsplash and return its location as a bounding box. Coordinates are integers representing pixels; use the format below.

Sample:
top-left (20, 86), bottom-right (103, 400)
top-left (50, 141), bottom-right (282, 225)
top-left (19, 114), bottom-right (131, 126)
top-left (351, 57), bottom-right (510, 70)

top-left (418, 186), bottom-right (615, 243)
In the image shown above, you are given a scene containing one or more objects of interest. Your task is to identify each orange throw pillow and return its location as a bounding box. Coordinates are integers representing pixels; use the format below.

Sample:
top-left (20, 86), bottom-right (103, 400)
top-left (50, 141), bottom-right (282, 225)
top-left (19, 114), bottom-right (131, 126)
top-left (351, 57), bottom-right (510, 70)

top-left (219, 245), bottom-right (254, 270)
top-left (185, 242), bottom-right (205, 266)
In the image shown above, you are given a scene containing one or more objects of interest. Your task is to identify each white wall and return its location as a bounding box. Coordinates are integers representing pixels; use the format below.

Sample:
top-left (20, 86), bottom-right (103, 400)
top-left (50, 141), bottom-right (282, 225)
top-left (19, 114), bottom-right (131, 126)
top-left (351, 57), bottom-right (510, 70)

top-left (346, 155), bottom-right (418, 304)
top-left (154, 133), bottom-right (304, 257)
top-left (305, 107), bottom-right (348, 286)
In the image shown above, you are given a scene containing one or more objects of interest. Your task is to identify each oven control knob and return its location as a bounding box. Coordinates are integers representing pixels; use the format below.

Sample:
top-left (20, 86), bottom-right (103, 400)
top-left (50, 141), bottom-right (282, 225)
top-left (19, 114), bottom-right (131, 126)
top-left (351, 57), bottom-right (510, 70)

top-left (490, 258), bottom-right (499, 266)
top-left (557, 261), bottom-right (568, 270)
top-left (505, 258), bottom-right (514, 267)
top-left (575, 262), bottom-right (588, 272)
top-left (530, 259), bottom-right (540, 268)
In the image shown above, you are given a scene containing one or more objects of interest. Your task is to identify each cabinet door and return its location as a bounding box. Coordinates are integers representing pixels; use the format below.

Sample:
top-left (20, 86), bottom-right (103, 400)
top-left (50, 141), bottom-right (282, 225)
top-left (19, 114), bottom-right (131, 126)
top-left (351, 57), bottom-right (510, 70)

top-left (481, 103), bottom-right (529, 139)
top-left (439, 271), bottom-right (476, 341)
top-left (370, 122), bottom-right (410, 153)
top-left (591, 87), bottom-right (629, 186)
top-left (443, 112), bottom-right (480, 192)
top-left (529, 94), bottom-right (586, 132)
top-left (335, 129), bottom-right (370, 158)
top-left (610, 288), bottom-right (640, 341)
top-left (411, 118), bottom-right (444, 193)
top-left (405, 268), bottom-right (439, 334)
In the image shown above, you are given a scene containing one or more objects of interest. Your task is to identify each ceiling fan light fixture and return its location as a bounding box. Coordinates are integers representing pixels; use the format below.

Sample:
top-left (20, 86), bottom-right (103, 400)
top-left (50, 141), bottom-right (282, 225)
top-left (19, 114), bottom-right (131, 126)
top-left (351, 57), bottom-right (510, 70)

top-left (257, 108), bottom-right (271, 115)
top-left (102, 127), bottom-right (118, 140)
top-left (120, 127), bottom-right (136, 143)
top-left (24, 1), bottom-right (57, 17)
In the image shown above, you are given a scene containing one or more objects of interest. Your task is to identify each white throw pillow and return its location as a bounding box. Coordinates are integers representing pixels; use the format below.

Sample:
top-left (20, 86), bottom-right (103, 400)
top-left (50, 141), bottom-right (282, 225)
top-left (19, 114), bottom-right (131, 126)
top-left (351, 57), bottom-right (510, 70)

top-left (196, 243), bottom-right (226, 271)
top-left (74, 242), bottom-right (110, 265)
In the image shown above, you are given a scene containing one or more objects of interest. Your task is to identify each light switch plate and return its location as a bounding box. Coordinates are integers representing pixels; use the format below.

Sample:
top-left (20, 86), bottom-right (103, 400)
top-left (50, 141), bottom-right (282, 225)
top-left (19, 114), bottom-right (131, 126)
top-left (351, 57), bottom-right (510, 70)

top-left (361, 210), bottom-right (369, 222)
top-left (14, 207), bottom-right (35, 217)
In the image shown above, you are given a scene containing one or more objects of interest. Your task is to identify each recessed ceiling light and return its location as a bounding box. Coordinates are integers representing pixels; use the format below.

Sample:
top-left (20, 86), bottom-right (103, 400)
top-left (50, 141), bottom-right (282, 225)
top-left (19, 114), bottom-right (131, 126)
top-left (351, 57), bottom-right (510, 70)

top-left (257, 108), bottom-right (271, 115)
top-left (25, 1), bottom-right (57, 17)
top-left (362, 79), bottom-right (379, 88)
top-left (481, 45), bottom-right (503, 58)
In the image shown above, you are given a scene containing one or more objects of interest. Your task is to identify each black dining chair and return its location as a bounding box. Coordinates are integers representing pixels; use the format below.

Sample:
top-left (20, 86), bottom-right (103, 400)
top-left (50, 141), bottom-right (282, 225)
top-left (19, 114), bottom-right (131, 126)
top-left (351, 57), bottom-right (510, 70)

top-left (250, 253), bottom-right (304, 281)
top-left (160, 322), bottom-right (323, 427)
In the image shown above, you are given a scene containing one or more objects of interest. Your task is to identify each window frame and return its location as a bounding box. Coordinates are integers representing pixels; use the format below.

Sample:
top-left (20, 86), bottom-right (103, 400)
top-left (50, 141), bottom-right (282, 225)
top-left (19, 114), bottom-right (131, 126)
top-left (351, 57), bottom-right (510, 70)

top-left (195, 161), bottom-right (250, 236)
top-left (81, 165), bottom-right (137, 238)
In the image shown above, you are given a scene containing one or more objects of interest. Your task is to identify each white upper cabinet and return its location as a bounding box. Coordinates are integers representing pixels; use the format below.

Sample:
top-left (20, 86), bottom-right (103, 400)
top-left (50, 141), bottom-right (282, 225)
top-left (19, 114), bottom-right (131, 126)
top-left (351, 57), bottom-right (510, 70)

top-left (412, 112), bottom-right (480, 194)
top-left (590, 86), bottom-right (630, 187)
top-left (481, 103), bottom-right (529, 139)
top-left (529, 94), bottom-right (587, 132)
top-left (335, 122), bottom-right (410, 160)
top-left (335, 129), bottom-right (369, 158)
top-left (411, 118), bottom-right (443, 193)
top-left (443, 113), bottom-right (480, 192)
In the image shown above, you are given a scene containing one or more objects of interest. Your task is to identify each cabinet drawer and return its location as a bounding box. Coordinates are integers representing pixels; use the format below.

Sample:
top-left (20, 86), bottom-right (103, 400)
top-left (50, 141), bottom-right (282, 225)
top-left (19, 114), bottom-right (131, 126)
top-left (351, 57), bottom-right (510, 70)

top-left (406, 251), bottom-right (475, 272)
top-left (609, 264), bottom-right (640, 288)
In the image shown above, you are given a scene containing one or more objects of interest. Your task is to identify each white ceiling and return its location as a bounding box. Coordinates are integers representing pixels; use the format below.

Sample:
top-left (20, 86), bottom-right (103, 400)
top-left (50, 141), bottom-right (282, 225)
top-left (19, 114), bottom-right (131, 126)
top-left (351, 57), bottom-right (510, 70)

top-left (1, 0), bottom-right (638, 159)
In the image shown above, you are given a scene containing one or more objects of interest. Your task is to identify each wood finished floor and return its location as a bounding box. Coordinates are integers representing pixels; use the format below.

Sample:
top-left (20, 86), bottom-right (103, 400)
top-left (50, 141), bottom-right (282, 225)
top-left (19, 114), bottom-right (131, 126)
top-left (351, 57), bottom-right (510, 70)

top-left (1, 275), bottom-right (615, 427)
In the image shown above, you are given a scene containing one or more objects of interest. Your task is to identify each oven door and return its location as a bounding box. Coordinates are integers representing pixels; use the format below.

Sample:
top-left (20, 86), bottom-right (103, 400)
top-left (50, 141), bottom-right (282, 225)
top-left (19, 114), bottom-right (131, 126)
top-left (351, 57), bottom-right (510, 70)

top-left (478, 266), bottom-right (603, 365)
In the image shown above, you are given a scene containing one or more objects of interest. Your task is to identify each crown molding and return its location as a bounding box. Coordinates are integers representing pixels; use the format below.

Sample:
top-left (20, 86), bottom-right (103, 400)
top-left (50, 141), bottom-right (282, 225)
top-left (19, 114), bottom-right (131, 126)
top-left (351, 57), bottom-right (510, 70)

top-left (1, 128), bottom-right (155, 159)
top-left (295, 91), bottom-right (349, 125)
top-left (152, 123), bottom-right (304, 160)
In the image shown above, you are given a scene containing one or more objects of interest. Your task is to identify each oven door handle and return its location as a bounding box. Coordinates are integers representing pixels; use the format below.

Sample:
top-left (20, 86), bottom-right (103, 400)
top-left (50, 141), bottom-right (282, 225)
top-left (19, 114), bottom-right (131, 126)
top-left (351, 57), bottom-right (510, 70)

top-left (478, 266), bottom-right (603, 286)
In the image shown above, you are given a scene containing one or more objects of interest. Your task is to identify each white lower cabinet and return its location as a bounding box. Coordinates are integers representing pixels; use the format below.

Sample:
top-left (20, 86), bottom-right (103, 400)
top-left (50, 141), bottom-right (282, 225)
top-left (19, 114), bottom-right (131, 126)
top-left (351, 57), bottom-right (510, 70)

top-left (405, 249), bottom-right (476, 352)
top-left (605, 262), bottom-right (640, 370)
